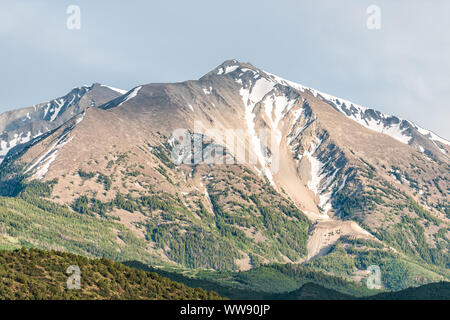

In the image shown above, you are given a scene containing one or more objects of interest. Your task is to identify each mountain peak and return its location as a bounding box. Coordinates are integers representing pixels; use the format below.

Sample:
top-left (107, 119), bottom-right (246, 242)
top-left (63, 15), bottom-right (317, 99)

top-left (200, 60), bottom-right (449, 157)
top-left (202, 59), bottom-right (259, 79)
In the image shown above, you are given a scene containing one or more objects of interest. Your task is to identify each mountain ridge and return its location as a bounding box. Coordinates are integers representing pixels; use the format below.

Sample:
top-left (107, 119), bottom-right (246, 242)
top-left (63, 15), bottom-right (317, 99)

top-left (0, 83), bottom-right (127, 163)
top-left (205, 59), bottom-right (449, 158)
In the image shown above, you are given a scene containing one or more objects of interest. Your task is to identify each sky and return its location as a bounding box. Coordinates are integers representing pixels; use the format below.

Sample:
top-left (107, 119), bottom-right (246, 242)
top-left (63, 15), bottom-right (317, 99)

top-left (0, 0), bottom-right (449, 139)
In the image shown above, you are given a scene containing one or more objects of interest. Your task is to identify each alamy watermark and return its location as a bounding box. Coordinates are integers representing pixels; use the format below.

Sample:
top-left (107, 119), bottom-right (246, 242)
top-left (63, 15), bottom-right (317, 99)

top-left (366, 5), bottom-right (381, 30)
top-left (169, 121), bottom-right (280, 174)
top-left (66, 5), bottom-right (81, 30)
top-left (366, 265), bottom-right (382, 289)
top-left (66, 265), bottom-right (81, 290)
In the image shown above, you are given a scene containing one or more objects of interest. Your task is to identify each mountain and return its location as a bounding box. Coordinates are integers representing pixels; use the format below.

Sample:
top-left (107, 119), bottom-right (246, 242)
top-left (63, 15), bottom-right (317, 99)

top-left (0, 59), bottom-right (448, 292)
top-left (270, 281), bottom-right (450, 300)
top-left (0, 83), bottom-right (126, 163)
top-left (0, 248), bottom-right (221, 300)
top-left (273, 283), bottom-right (353, 300)
top-left (366, 281), bottom-right (450, 300)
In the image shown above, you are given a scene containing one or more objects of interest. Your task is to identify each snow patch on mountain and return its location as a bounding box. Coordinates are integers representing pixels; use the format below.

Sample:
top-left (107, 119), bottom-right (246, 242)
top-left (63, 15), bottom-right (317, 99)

top-left (202, 86), bottom-right (213, 95)
top-left (218, 65), bottom-right (239, 75)
top-left (415, 126), bottom-right (449, 145)
top-left (24, 132), bottom-right (71, 180)
top-left (304, 138), bottom-right (324, 194)
top-left (239, 78), bottom-right (276, 185)
top-left (23, 113), bottom-right (83, 180)
top-left (50, 99), bottom-right (65, 122)
top-left (0, 131), bottom-right (32, 157)
top-left (264, 94), bottom-right (296, 130)
top-left (100, 85), bottom-right (128, 95)
top-left (118, 86), bottom-right (142, 107)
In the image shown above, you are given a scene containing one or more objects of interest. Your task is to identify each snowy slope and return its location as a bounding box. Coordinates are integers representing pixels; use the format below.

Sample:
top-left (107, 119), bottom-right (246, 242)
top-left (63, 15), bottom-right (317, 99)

top-left (209, 60), bottom-right (449, 158)
top-left (0, 83), bottom-right (126, 163)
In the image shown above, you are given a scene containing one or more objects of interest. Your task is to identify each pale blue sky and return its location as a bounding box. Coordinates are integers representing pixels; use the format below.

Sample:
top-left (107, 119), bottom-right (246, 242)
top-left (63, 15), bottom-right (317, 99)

top-left (0, 0), bottom-right (449, 139)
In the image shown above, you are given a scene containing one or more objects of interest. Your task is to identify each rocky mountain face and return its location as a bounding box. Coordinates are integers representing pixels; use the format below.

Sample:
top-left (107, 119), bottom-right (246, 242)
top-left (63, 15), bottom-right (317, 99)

top-left (0, 83), bottom-right (126, 163)
top-left (0, 60), bottom-right (448, 289)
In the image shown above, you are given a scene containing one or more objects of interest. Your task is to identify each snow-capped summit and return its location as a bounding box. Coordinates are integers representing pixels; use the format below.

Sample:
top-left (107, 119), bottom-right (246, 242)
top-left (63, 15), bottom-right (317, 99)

top-left (204, 59), bottom-right (449, 159)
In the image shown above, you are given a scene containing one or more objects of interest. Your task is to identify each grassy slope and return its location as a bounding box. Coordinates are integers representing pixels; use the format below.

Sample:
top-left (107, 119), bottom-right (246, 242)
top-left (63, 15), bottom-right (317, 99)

top-left (0, 195), bottom-right (164, 266)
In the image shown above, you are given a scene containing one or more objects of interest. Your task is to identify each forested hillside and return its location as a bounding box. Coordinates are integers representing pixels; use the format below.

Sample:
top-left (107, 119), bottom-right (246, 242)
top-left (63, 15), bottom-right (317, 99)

top-left (0, 248), bottom-right (221, 300)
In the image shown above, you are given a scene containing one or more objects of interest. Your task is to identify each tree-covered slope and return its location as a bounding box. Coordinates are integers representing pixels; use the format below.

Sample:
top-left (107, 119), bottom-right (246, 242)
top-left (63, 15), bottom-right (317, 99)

top-left (0, 152), bottom-right (310, 271)
top-left (123, 260), bottom-right (450, 300)
top-left (125, 260), bottom-right (378, 298)
top-left (367, 281), bottom-right (450, 300)
top-left (273, 281), bottom-right (450, 300)
top-left (0, 248), bottom-right (221, 300)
